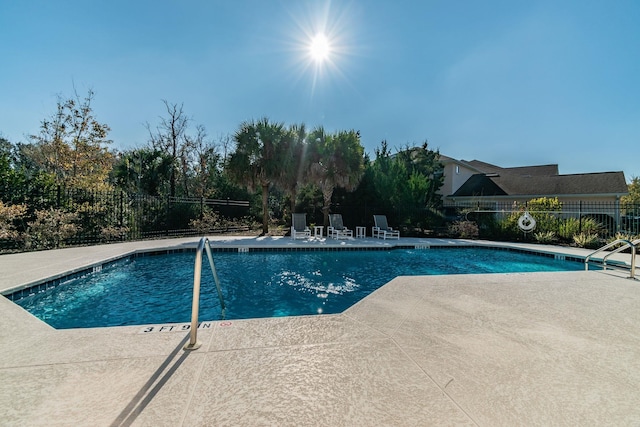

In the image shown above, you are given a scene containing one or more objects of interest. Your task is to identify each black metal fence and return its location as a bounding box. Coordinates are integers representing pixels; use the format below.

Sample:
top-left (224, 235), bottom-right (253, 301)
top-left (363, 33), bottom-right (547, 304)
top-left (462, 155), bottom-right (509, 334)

top-left (442, 200), bottom-right (640, 241)
top-left (0, 186), bottom-right (250, 251)
top-left (322, 199), bottom-right (640, 241)
top-left (3, 184), bottom-right (639, 251)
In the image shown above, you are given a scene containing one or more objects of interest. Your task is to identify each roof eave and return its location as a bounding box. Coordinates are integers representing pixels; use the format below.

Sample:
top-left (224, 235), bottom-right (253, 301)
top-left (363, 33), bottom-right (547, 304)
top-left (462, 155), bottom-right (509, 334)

top-left (446, 192), bottom-right (629, 200)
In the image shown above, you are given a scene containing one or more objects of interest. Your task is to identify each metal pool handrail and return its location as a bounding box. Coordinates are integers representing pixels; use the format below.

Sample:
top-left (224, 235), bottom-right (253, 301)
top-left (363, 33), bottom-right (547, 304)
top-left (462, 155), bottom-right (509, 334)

top-left (184, 237), bottom-right (226, 351)
top-left (585, 239), bottom-right (638, 280)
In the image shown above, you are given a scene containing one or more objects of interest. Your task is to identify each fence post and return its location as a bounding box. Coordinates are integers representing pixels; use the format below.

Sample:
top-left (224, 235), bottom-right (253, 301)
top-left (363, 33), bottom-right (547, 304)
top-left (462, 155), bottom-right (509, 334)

top-left (119, 191), bottom-right (124, 228)
top-left (364, 201), bottom-right (368, 230)
top-left (615, 197), bottom-right (621, 234)
top-left (166, 195), bottom-right (170, 236)
top-left (578, 201), bottom-right (582, 234)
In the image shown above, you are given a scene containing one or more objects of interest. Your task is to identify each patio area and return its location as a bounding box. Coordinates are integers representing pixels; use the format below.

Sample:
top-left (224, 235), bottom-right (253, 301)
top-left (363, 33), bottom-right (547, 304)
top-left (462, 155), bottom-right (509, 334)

top-left (1, 236), bottom-right (639, 426)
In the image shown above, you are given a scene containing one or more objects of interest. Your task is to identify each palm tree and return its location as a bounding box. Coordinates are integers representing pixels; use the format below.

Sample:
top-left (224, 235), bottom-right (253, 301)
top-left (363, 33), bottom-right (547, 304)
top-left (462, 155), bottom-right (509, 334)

top-left (307, 127), bottom-right (365, 226)
top-left (276, 123), bottom-right (307, 221)
top-left (227, 118), bottom-right (286, 235)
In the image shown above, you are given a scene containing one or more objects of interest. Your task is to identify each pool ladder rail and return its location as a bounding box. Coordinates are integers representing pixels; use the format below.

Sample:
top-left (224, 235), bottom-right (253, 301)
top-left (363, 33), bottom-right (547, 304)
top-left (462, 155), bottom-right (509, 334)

top-left (585, 238), bottom-right (639, 280)
top-left (184, 237), bottom-right (226, 351)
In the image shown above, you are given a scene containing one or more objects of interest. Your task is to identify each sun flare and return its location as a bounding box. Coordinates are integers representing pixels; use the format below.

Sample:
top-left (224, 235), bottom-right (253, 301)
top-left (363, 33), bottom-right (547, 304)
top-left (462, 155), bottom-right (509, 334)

top-left (285, 1), bottom-right (360, 96)
top-left (309, 33), bottom-right (331, 63)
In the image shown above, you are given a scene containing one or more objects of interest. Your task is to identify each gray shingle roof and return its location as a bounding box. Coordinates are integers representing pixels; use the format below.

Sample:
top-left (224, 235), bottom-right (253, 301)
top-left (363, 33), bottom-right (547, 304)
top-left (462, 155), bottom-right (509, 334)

top-left (452, 174), bottom-right (507, 196)
top-left (465, 160), bottom-right (559, 176)
top-left (452, 171), bottom-right (628, 197)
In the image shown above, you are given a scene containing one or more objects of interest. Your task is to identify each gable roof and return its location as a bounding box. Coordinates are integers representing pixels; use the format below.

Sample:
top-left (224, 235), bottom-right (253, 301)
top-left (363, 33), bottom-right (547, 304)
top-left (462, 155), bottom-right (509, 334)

top-left (452, 171), bottom-right (628, 198)
top-left (465, 160), bottom-right (560, 176)
top-left (440, 156), bottom-right (560, 177)
top-left (452, 174), bottom-right (507, 196)
top-left (438, 155), bottom-right (484, 173)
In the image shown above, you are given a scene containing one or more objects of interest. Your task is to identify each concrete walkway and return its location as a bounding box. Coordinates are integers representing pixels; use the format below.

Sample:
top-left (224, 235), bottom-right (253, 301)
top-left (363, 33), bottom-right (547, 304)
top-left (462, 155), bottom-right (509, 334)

top-left (1, 237), bottom-right (639, 426)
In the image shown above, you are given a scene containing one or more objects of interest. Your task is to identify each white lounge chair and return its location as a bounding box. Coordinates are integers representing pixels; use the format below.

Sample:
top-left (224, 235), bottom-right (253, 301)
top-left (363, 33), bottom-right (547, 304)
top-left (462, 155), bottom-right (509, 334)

top-left (372, 215), bottom-right (400, 239)
top-left (328, 214), bottom-right (353, 239)
top-left (291, 213), bottom-right (311, 239)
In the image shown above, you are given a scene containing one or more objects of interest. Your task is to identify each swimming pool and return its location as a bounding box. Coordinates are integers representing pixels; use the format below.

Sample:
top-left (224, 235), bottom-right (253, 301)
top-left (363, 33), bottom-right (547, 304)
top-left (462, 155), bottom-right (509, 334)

top-left (13, 247), bottom-right (583, 329)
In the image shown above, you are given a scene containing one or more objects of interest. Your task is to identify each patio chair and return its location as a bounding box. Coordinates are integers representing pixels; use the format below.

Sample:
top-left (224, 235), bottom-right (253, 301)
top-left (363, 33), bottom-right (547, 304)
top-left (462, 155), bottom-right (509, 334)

top-left (291, 213), bottom-right (311, 239)
top-left (372, 215), bottom-right (400, 239)
top-left (328, 214), bottom-right (353, 239)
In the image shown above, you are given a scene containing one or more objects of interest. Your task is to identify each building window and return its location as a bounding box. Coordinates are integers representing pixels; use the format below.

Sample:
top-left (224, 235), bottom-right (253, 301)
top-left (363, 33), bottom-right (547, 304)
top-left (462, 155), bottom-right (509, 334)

top-left (455, 165), bottom-right (460, 174)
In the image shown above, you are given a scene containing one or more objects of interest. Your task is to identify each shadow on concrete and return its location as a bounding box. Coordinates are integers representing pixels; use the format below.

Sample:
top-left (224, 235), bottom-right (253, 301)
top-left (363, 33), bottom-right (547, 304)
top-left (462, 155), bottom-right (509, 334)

top-left (110, 333), bottom-right (193, 427)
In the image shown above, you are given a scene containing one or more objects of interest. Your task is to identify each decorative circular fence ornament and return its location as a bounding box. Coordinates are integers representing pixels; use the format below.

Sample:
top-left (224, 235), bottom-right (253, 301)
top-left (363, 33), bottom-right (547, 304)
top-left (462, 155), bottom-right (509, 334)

top-left (518, 211), bottom-right (536, 233)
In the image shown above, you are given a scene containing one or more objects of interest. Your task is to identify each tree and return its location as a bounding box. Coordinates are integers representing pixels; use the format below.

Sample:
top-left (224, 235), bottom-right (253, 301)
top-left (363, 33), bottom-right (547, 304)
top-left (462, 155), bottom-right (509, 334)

top-left (26, 89), bottom-right (113, 190)
top-left (0, 136), bottom-right (11, 156)
top-left (145, 101), bottom-right (219, 198)
top-left (370, 140), bottom-right (400, 212)
top-left (146, 100), bottom-right (190, 197)
top-left (187, 125), bottom-right (221, 198)
top-left (277, 123), bottom-right (307, 219)
top-left (622, 176), bottom-right (640, 205)
top-left (110, 148), bottom-right (173, 195)
top-left (0, 201), bottom-right (26, 241)
top-left (369, 141), bottom-right (443, 229)
top-left (395, 142), bottom-right (444, 211)
top-left (227, 118), bottom-right (287, 234)
top-left (1, 138), bottom-right (56, 206)
top-left (0, 138), bottom-right (23, 201)
top-left (307, 127), bottom-right (365, 226)
top-left (622, 176), bottom-right (640, 222)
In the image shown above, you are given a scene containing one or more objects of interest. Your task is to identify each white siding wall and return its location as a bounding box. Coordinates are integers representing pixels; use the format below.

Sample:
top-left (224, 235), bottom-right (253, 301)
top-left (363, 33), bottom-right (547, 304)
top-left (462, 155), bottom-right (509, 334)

top-left (439, 162), bottom-right (478, 196)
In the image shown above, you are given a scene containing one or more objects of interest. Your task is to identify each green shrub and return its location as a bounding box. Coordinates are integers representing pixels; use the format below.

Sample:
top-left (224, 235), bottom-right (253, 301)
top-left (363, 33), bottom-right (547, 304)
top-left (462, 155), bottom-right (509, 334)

top-left (573, 233), bottom-right (602, 249)
top-left (527, 197), bottom-right (562, 234)
top-left (534, 231), bottom-right (557, 244)
top-left (190, 210), bottom-right (259, 234)
top-left (0, 202), bottom-right (27, 241)
top-left (494, 198), bottom-right (562, 239)
top-left (557, 217), bottom-right (581, 240)
top-left (25, 208), bottom-right (80, 250)
top-left (530, 212), bottom-right (559, 234)
top-left (579, 217), bottom-right (603, 235)
top-left (607, 232), bottom-right (640, 245)
top-left (462, 210), bottom-right (498, 237)
top-left (189, 210), bottom-right (226, 232)
top-left (99, 226), bottom-right (130, 242)
top-left (448, 220), bottom-right (479, 239)
top-left (494, 212), bottom-right (521, 240)
top-left (528, 197), bottom-right (563, 211)
top-left (553, 216), bottom-right (602, 242)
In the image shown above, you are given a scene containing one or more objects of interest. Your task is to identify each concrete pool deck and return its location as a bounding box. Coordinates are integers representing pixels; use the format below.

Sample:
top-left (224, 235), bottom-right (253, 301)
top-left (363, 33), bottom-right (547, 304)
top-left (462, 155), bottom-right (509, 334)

top-left (1, 236), bottom-right (639, 426)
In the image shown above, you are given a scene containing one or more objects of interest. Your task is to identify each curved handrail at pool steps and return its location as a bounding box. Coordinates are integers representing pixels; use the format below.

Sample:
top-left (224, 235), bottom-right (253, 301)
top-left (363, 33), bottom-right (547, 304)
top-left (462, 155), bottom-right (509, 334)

top-left (585, 238), bottom-right (638, 280)
top-left (184, 237), bottom-right (225, 350)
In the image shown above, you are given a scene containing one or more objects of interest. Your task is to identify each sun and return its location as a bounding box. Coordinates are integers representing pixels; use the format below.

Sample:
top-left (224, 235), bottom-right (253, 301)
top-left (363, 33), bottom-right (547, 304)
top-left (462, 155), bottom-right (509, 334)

top-left (309, 33), bottom-right (331, 63)
top-left (283, 1), bottom-right (360, 96)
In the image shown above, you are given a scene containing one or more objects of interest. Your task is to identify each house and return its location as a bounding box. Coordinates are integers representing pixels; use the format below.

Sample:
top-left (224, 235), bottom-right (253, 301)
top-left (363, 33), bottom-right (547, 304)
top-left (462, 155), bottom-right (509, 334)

top-left (438, 155), bottom-right (629, 225)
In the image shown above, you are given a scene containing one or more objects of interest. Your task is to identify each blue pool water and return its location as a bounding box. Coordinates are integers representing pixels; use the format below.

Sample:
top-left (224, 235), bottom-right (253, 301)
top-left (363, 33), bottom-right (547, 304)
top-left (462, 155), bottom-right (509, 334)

top-left (15, 248), bottom-right (582, 329)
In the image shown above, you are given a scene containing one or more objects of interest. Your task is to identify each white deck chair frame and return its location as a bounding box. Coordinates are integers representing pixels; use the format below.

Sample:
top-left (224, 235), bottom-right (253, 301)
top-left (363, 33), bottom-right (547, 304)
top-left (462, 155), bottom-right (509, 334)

top-left (328, 214), bottom-right (353, 239)
top-left (291, 213), bottom-right (311, 239)
top-left (372, 215), bottom-right (400, 239)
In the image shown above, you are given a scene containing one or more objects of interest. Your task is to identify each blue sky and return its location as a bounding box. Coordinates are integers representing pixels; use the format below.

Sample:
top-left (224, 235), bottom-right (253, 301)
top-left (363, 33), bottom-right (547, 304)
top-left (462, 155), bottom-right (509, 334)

top-left (1, 0), bottom-right (639, 180)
